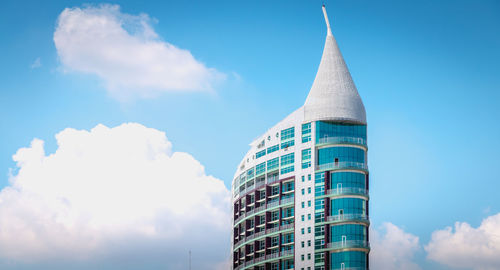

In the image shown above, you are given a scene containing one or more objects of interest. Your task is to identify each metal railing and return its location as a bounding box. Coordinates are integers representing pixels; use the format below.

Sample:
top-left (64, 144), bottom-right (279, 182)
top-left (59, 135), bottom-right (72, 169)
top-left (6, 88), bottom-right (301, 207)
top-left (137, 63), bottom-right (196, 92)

top-left (326, 187), bottom-right (368, 197)
top-left (327, 240), bottom-right (370, 250)
top-left (234, 223), bottom-right (295, 249)
top-left (234, 196), bottom-right (294, 226)
top-left (316, 161), bottom-right (367, 172)
top-left (317, 136), bottom-right (367, 146)
top-left (234, 248), bottom-right (295, 269)
top-left (326, 214), bottom-right (369, 223)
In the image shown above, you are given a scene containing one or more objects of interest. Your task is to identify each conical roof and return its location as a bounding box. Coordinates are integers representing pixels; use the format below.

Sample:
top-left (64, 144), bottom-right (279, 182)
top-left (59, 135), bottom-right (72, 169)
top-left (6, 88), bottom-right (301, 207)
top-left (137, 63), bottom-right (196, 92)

top-left (304, 6), bottom-right (366, 124)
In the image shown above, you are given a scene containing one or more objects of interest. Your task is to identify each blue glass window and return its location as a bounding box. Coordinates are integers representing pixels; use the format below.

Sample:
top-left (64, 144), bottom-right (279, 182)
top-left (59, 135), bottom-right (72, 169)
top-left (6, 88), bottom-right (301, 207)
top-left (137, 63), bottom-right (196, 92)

top-left (316, 121), bottom-right (366, 141)
top-left (281, 165), bottom-right (294, 174)
top-left (331, 172), bottom-right (366, 189)
top-left (267, 157), bottom-right (279, 171)
top-left (256, 150), bottom-right (266, 159)
top-left (330, 198), bottom-right (367, 216)
top-left (281, 140), bottom-right (295, 149)
top-left (256, 162), bottom-right (266, 175)
top-left (330, 224), bottom-right (367, 242)
top-left (302, 123), bottom-right (311, 143)
top-left (267, 144), bottom-right (279, 154)
top-left (281, 127), bottom-right (295, 141)
top-left (317, 146), bottom-right (365, 165)
top-left (280, 153), bottom-right (295, 167)
top-left (331, 251), bottom-right (367, 270)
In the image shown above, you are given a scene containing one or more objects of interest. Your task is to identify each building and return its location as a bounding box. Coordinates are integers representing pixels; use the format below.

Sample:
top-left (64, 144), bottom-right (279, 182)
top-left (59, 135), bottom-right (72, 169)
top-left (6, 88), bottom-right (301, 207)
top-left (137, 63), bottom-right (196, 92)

top-left (232, 6), bottom-right (369, 270)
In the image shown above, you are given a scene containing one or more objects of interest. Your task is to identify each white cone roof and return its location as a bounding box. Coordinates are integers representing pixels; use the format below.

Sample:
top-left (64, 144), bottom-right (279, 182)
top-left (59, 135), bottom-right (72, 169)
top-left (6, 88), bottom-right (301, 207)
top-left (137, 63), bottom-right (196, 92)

top-left (304, 6), bottom-right (366, 124)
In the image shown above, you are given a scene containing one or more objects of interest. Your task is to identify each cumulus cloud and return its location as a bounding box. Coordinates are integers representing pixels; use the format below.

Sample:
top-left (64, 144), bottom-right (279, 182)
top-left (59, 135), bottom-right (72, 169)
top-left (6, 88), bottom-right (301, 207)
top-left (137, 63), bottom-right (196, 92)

top-left (370, 223), bottom-right (421, 270)
top-left (0, 123), bottom-right (230, 269)
top-left (425, 213), bottom-right (500, 270)
top-left (53, 4), bottom-right (225, 99)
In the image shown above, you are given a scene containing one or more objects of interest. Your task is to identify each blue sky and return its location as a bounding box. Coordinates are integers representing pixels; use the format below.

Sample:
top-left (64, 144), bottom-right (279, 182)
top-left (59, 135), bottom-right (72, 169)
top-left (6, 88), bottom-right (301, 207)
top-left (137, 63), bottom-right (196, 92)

top-left (1, 0), bottom-right (500, 269)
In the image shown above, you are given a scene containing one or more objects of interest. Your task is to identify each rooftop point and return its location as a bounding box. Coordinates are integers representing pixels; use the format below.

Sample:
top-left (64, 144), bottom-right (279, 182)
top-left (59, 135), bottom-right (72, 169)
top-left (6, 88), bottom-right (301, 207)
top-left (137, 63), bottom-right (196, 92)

top-left (303, 5), bottom-right (366, 124)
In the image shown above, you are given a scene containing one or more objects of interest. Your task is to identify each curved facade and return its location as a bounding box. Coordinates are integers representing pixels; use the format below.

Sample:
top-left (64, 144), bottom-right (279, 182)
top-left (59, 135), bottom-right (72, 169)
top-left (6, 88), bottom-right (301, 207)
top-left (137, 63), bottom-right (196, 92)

top-left (232, 6), bottom-right (369, 270)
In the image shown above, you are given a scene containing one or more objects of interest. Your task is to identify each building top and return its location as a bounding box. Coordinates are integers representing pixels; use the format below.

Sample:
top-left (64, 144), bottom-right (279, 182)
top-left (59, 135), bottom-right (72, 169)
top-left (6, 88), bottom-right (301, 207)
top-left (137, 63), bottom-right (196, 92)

top-left (303, 5), bottom-right (366, 124)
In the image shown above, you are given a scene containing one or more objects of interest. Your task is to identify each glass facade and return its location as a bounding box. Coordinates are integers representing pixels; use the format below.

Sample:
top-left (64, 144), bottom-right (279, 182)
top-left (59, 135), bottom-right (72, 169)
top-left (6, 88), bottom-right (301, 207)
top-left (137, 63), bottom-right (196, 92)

top-left (317, 147), bottom-right (365, 166)
top-left (330, 172), bottom-right (366, 189)
top-left (316, 122), bottom-right (366, 142)
top-left (330, 198), bottom-right (367, 216)
top-left (331, 251), bottom-right (367, 270)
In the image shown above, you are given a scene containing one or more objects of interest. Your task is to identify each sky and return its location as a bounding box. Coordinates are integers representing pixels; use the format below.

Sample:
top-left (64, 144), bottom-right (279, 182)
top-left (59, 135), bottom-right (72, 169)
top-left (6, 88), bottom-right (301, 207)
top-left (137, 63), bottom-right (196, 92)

top-left (0, 0), bottom-right (499, 269)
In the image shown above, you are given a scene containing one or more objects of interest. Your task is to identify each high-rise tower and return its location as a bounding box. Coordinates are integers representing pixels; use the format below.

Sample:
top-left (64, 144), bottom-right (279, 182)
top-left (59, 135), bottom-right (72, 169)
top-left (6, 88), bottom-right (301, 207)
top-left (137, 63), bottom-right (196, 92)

top-left (231, 6), bottom-right (369, 270)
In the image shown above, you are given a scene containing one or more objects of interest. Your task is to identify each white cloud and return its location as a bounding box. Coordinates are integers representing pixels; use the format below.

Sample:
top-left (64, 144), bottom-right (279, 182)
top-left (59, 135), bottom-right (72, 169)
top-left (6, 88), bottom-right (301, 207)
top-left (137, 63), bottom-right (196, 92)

top-left (370, 223), bottom-right (422, 270)
top-left (425, 213), bottom-right (500, 270)
top-left (30, 57), bottom-right (41, 69)
top-left (0, 123), bottom-right (230, 269)
top-left (53, 4), bottom-right (225, 100)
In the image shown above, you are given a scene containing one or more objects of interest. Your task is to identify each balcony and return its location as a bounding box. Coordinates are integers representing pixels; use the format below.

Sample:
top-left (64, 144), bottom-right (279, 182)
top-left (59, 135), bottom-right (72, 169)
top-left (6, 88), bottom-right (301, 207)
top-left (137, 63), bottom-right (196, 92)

top-left (234, 223), bottom-right (294, 250)
top-left (234, 196), bottom-right (294, 226)
top-left (327, 240), bottom-right (370, 250)
top-left (237, 248), bottom-right (295, 270)
top-left (316, 161), bottom-right (367, 172)
top-left (325, 187), bottom-right (368, 197)
top-left (316, 136), bottom-right (367, 147)
top-left (326, 214), bottom-right (369, 224)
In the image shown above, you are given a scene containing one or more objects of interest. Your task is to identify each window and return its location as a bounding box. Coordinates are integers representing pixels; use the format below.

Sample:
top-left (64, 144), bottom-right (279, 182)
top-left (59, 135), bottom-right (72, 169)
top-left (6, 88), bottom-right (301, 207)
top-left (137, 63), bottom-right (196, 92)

top-left (301, 228), bottom-right (305, 234)
top-left (307, 253), bottom-right (311, 260)
top-left (283, 182), bottom-right (294, 192)
top-left (308, 187), bottom-right (311, 194)
top-left (302, 149), bottom-right (311, 161)
top-left (267, 157), bottom-right (279, 171)
top-left (301, 188), bottom-right (305, 195)
top-left (280, 165), bottom-right (294, 174)
top-left (308, 174), bottom-right (311, 181)
top-left (301, 254), bottom-right (305, 261)
top-left (281, 127), bottom-right (295, 141)
top-left (308, 200), bottom-right (311, 207)
top-left (256, 150), bottom-right (266, 159)
top-left (301, 215), bottom-right (305, 221)
top-left (307, 227), bottom-right (311, 234)
top-left (307, 240), bottom-right (311, 247)
top-left (302, 176), bottom-right (305, 182)
top-left (301, 161), bottom-right (311, 169)
top-left (301, 148), bottom-right (311, 169)
top-left (256, 162), bottom-right (266, 175)
top-left (280, 153), bottom-right (295, 167)
top-left (281, 140), bottom-right (295, 149)
top-left (271, 236), bottom-right (279, 246)
top-left (267, 144), bottom-right (279, 154)
top-left (301, 241), bottom-right (305, 248)
top-left (301, 202), bottom-right (305, 208)
top-left (317, 146), bottom-right (366, 166)
top-left (271, 211), bottom-right (279, 221)
top-left (302, 123), bottom-right (311, 143)
top-left (270, 185), bottom-right (280, 196)
top-left (308, 214), bottom-right (311, 220)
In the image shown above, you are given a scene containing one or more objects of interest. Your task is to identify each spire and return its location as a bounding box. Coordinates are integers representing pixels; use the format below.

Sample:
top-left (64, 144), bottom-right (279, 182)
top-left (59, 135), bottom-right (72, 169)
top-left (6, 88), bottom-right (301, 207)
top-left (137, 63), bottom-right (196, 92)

top-left (322, 5), bottom-right (333, 36)
top-left (303, 5), bottom-right (366, 124)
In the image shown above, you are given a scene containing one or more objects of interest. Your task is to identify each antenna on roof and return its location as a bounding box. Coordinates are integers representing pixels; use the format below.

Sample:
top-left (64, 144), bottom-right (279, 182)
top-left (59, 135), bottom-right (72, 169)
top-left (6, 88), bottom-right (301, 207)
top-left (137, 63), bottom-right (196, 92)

top-left (322, 4), bottom-right (333, 36)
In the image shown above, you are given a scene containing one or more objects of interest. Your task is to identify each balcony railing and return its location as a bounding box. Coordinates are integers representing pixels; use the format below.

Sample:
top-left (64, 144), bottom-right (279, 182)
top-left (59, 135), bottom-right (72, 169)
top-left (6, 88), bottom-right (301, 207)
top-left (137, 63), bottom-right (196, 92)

top-left (234, 196), bottom-right (294, 226)
top-left (316, 161), bottom-right (367, 172)
top-left (234, 223), bottom-right (294, 249)
top-left (326, 214), bottom-right (369, 223)
top-left (327, 240), bottom-right (370, 250)
top-left (317, 136), bottom-right (367, 147)
top-left (325, 187), bottom-right (368, 197)
top-left (316, 137), bottom-right (366, 146)
top-left (234, 248), bottom-right (294, 270)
